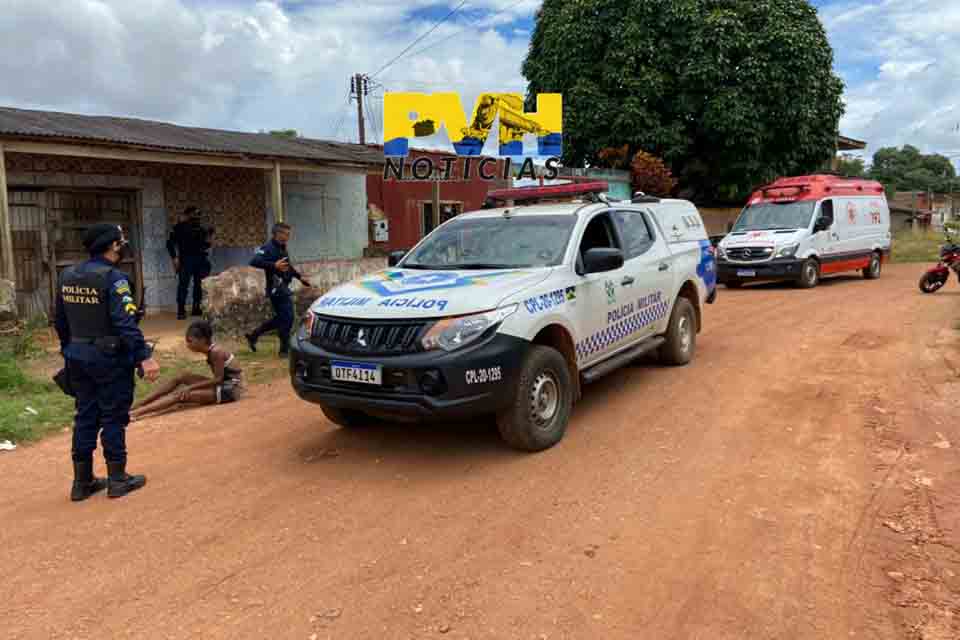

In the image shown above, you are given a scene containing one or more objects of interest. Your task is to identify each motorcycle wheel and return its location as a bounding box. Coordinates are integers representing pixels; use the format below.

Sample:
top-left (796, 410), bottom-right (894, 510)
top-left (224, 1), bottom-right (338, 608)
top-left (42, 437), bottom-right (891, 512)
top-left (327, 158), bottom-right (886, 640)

top-left (919, 272), bottom-right (947, 293)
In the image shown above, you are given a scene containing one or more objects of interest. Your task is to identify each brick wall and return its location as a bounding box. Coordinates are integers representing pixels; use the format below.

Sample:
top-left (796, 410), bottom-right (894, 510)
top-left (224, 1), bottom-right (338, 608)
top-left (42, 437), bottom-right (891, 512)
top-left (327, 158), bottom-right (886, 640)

top-left (4, 153), bottom-right (267, 247)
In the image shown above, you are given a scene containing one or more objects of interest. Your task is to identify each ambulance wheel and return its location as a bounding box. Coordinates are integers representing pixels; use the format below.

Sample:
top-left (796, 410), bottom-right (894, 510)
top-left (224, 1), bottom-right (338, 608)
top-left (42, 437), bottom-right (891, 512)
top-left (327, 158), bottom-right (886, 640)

top-left (725, 280), bottom-right (743, 289)
top-left (322, 407), bottom-right (368, 429)
top-left (796, 258), bottom-right (820, 288)
top-left (863, 252), bottom-right (882, 279)
top-left (659, 297), bottom-right (697, 366)
top-left (496, 346), bottom-right (573, 452)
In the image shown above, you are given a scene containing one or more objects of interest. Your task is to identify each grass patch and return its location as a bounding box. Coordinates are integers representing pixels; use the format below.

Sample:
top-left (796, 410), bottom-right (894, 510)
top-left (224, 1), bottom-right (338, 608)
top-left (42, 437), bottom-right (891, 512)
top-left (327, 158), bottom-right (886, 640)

top-left (0, 328), bottom-right (288, 445)
top-left (0, 322), bottom-right (76, 443)
top-left (891, 229), bottom-right (945, 263)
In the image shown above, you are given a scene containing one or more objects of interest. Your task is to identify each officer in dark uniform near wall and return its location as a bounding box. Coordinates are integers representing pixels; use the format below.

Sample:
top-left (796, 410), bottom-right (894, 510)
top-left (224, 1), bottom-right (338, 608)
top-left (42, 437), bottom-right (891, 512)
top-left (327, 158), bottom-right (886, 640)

top-left (55, 224), bottom-right (161, 501)
top-left (245, 222), bottom-right (311, 358)
top-left (167, 206), bottom-right (213, 320)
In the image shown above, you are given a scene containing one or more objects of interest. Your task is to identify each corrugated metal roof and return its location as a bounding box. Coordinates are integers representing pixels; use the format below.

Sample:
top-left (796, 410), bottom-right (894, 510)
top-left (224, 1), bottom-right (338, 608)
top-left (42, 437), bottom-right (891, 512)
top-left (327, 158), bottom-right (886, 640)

top-left (0, 106), bottom-right (384, 166)
top-left (838, 134), bottom-right (867, 150)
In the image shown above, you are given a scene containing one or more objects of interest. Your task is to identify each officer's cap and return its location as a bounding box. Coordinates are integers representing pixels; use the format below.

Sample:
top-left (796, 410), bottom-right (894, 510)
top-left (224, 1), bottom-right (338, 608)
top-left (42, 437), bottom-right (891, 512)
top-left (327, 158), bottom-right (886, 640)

top-left (82, 223), bottom-right (123, 254)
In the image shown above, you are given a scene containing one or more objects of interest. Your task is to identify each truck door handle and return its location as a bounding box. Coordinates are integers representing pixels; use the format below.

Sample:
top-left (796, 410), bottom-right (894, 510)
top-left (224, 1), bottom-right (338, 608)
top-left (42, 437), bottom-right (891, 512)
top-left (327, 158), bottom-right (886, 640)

top-left (621, 276), bottom-right (635, 285)
top-left (658, 263), bottom-right (669, 271)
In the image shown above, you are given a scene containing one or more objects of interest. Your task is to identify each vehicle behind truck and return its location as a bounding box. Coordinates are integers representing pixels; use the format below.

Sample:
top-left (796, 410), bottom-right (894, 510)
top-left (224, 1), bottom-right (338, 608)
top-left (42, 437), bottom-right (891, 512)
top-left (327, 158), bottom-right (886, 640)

top-left (716, 174), bottom-right (891, 288)
top-left (290, 183), bottom-right (716, 452)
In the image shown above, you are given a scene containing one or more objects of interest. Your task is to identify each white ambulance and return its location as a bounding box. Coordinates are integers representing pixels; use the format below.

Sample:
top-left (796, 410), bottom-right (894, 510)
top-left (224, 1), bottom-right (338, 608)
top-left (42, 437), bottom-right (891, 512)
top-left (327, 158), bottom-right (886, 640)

top-left (716, 175), bottom-right (892, 288)
top-left (290, 183), bottom-right (717, 452)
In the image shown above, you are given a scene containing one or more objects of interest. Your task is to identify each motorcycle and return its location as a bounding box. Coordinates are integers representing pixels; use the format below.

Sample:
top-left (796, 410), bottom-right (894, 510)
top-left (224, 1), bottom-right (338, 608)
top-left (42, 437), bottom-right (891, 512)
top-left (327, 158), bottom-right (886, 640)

top-left (919, 230), bottom-right (960, 293)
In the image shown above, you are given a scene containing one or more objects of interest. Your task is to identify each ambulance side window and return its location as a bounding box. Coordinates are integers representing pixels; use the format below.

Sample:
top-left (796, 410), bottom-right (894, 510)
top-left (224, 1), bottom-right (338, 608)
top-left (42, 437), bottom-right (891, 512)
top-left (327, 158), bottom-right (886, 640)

top-left (820, 200), bottom-right (835, 227)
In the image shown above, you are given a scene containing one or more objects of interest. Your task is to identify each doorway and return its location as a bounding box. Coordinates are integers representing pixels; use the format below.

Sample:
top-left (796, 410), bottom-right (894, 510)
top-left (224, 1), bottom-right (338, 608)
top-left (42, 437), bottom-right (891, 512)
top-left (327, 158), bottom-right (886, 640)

top-left (6, 187), bottom-right (142, 318)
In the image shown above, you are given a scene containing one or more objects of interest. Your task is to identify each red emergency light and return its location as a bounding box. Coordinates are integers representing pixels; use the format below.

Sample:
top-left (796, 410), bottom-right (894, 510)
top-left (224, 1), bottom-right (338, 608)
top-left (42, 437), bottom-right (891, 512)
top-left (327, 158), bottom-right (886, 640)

top-left (486, 180), bottom-right (610, 204)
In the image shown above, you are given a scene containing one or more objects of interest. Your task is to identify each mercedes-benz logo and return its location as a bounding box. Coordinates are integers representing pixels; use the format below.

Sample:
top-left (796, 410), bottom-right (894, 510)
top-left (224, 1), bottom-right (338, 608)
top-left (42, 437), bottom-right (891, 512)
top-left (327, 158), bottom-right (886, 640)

top-left (355, 328), bottom-right (367, 347)
top-left (743, 248), bottom-right (752, 257)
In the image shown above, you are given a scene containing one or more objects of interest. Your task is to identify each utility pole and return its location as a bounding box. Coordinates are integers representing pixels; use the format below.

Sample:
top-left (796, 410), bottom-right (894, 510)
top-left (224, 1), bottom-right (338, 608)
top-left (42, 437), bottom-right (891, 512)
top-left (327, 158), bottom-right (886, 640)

top-left (351, 74), bottom-right (369, 145)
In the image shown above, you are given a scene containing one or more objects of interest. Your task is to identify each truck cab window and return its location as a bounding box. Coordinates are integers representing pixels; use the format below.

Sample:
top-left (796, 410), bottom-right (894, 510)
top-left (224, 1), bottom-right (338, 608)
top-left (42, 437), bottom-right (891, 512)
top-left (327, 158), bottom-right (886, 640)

top-left (579, 213), bottom-right (618, 256)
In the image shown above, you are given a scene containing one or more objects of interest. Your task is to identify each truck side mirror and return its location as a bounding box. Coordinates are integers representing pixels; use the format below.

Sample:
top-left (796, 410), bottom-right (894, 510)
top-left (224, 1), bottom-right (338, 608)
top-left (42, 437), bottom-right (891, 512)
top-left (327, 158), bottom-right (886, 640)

top-left (583, 248), bottom-right (624, 274)
top-left (814, 216), bottom-right (831, 232)
top-left (387, 250), bottom-right (406, 267)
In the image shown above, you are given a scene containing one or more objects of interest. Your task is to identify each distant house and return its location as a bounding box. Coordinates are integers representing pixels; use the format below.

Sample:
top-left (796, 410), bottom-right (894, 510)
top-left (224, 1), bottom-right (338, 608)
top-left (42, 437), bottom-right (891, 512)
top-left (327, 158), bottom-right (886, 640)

top-left (0, 105), bottom-right (384, 317)
top-left (366, 146), bottom-right (509, 252)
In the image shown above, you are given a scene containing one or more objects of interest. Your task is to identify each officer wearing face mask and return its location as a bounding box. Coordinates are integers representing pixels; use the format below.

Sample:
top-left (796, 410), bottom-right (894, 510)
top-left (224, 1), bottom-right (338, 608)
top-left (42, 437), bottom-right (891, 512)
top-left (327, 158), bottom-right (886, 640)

top-left (54, 224), bottom-right (161, 502)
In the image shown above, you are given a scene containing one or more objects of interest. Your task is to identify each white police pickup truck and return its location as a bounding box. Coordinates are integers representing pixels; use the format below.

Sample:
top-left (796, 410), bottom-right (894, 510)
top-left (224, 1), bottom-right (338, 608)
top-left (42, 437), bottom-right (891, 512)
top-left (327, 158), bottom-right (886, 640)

top-left (290, 188), bottom-right (717, 451)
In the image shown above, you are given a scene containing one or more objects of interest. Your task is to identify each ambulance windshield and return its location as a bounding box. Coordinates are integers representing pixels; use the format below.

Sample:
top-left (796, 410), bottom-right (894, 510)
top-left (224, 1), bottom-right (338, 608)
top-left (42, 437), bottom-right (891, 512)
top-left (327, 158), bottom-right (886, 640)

top-left (732, 201), bottom-right (816, 232)
top-left (403, 215), bottom-right (576, 270)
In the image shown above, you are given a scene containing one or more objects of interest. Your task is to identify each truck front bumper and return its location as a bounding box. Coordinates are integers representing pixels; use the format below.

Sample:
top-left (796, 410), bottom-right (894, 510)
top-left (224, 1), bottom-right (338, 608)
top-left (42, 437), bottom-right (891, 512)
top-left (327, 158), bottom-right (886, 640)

top-left (289, 332), bottom-right (529, 422)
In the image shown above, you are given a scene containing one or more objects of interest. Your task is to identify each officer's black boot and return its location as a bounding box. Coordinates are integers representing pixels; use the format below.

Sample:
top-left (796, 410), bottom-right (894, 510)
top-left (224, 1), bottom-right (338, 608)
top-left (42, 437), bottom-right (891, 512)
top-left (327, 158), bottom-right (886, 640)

top-left (70, 459), bottom-right (107, 502)
top-left (191, 304), bottom-right (202, 317)
top-left (245, 331), bottom-right (258, 353)
top-left (177, 306), bottom-right (186, 320)
top-left (106, 461), bottom-right (147, 499)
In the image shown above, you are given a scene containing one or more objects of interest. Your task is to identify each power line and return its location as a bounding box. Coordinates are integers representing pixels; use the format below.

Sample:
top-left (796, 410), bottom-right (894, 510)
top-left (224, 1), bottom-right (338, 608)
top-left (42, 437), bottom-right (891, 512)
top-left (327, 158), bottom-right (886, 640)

top-left (388, 0), bottom-right (531, 68)
top-left (369, 0), bottom-right (470, 79)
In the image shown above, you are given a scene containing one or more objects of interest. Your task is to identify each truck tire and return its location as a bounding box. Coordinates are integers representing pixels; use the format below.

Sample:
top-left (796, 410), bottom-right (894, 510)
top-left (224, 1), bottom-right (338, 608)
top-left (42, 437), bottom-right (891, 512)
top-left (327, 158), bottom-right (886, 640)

top-left (863, 252), bottom-right (882, 279)
top-left (658, 297), bottom-right (697, 366)
top-left (496, 345), bottom-right (573, 452)
top-left (322, 407), bottom-right (369, 429)
top-left (796, 258), bottom-right (820, 289)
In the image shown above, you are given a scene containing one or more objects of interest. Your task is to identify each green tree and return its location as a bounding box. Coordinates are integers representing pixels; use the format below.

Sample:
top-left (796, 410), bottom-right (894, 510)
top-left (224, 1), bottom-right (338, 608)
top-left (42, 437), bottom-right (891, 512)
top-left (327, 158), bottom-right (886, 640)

top-left (868, 145), bottom-right (956, 194)
top-left (522, 0), bottom-right (845, 204)
top-left (835, 154), bottom-right (865, 177)
top-left (260, 129), bottom-right (299, 138)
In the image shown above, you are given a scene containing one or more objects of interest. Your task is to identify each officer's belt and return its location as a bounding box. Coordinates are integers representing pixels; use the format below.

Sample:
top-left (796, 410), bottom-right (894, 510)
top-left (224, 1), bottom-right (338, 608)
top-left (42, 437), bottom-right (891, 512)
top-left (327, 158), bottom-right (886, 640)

top-left (70, 336), bottom-right (119, 345)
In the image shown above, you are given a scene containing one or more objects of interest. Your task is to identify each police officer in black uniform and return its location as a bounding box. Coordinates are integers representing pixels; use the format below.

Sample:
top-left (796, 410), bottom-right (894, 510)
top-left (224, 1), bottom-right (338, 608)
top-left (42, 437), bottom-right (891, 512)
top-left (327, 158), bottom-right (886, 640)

top-left (245, 222), bottom-right (311, 357)
top-left (55, 224), bottom-right (161, 501)
top-left (167, 206), bottom-right (213, 320)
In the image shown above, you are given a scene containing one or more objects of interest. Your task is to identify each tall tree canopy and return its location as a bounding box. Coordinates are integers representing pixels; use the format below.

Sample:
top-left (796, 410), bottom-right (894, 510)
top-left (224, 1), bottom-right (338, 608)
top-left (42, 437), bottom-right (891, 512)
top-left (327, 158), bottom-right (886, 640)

top-left (868, 145), bottom-right (958, 194)
top-left (522, 0), bottom-right (845, 203)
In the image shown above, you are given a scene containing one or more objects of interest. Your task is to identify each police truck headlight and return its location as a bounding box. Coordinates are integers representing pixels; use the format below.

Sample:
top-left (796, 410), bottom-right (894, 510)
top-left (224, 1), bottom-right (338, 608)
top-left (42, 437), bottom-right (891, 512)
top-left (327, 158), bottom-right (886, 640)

top-left (717, 246), bottom-right (726, 259)
top-left (298, 311), bottom-right (316, 340)
top-left (776, 244), bottom-right (799, 258)
top-left (421, 304), bottom-right (518, 352)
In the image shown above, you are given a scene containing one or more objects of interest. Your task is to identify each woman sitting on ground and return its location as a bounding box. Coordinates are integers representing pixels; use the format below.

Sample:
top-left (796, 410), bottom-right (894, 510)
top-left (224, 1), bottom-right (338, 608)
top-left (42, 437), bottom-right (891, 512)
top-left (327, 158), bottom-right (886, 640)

top-left (131, 321), bottom-right (244, 421)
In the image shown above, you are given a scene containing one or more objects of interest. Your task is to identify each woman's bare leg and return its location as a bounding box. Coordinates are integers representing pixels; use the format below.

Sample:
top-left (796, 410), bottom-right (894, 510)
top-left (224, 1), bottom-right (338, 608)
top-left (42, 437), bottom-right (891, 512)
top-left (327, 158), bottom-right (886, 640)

top-left (133, 374), bottom-right (208, 411)
top-left (131, 387), bottom-right (219, 420)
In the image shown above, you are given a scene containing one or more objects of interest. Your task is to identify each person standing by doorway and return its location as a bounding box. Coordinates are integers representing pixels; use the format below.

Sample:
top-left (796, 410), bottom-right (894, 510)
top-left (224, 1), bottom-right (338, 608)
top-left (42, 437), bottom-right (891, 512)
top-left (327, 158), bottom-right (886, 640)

top-left (245, 223), bottom-right (312, 358)
top-left (167, 206), bottom-right (213, 320)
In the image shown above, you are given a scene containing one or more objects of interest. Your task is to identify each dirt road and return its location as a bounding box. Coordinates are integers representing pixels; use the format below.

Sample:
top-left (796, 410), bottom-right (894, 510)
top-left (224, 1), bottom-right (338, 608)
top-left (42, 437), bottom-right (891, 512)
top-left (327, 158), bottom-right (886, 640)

top-left (3, 263), bottom-right (959, 640)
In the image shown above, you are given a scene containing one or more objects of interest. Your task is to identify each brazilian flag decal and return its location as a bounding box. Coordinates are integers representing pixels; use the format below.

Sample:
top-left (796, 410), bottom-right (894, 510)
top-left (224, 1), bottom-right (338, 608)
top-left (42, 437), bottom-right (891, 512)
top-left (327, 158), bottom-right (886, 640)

top-left (565, 286), bottom-right (576, 301)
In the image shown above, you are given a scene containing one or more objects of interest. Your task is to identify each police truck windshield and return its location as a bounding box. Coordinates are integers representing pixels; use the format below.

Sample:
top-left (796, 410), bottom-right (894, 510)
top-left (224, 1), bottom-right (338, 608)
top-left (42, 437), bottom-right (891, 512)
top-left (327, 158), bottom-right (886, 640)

top-left (402, 215), bottom-right (576, 270)
top-left (732, 201), bottom-right (816, 232)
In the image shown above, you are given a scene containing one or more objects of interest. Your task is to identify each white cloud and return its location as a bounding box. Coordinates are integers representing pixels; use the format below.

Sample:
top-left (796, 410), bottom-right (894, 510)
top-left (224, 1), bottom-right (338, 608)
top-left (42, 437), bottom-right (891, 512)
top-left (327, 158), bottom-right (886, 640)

top-left (0, 0), bottom-right (540, 145)
top-left (820, 0), bottom-right (960, 160)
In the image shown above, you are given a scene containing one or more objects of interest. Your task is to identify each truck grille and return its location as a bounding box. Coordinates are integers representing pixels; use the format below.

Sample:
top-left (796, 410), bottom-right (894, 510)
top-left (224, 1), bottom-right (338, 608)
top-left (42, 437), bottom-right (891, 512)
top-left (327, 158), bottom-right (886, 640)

top-left (726, 246), bottom-right (774, 262)
top-left (311, 315), bottom-right (428, 355)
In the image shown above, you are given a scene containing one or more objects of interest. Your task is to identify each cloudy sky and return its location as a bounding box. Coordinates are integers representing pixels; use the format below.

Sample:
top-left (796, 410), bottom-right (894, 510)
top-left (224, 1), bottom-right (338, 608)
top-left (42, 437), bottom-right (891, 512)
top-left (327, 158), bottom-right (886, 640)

top-left (0, 0), bottom-right (955, 164)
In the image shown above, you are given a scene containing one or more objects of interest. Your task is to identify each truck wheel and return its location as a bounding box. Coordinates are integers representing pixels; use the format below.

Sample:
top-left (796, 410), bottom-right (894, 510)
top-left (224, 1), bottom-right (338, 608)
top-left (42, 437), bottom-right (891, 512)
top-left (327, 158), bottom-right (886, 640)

top-left (863, 252), bottom-right (882, 279)
top-left (496, 345), bottom-right (573, 452)
top-left (322, 407), bottom-right (369, 429)
top-left (796, 258), bottom-right (820, 289)
top-left (658, 297), bottom-right (697, 366)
